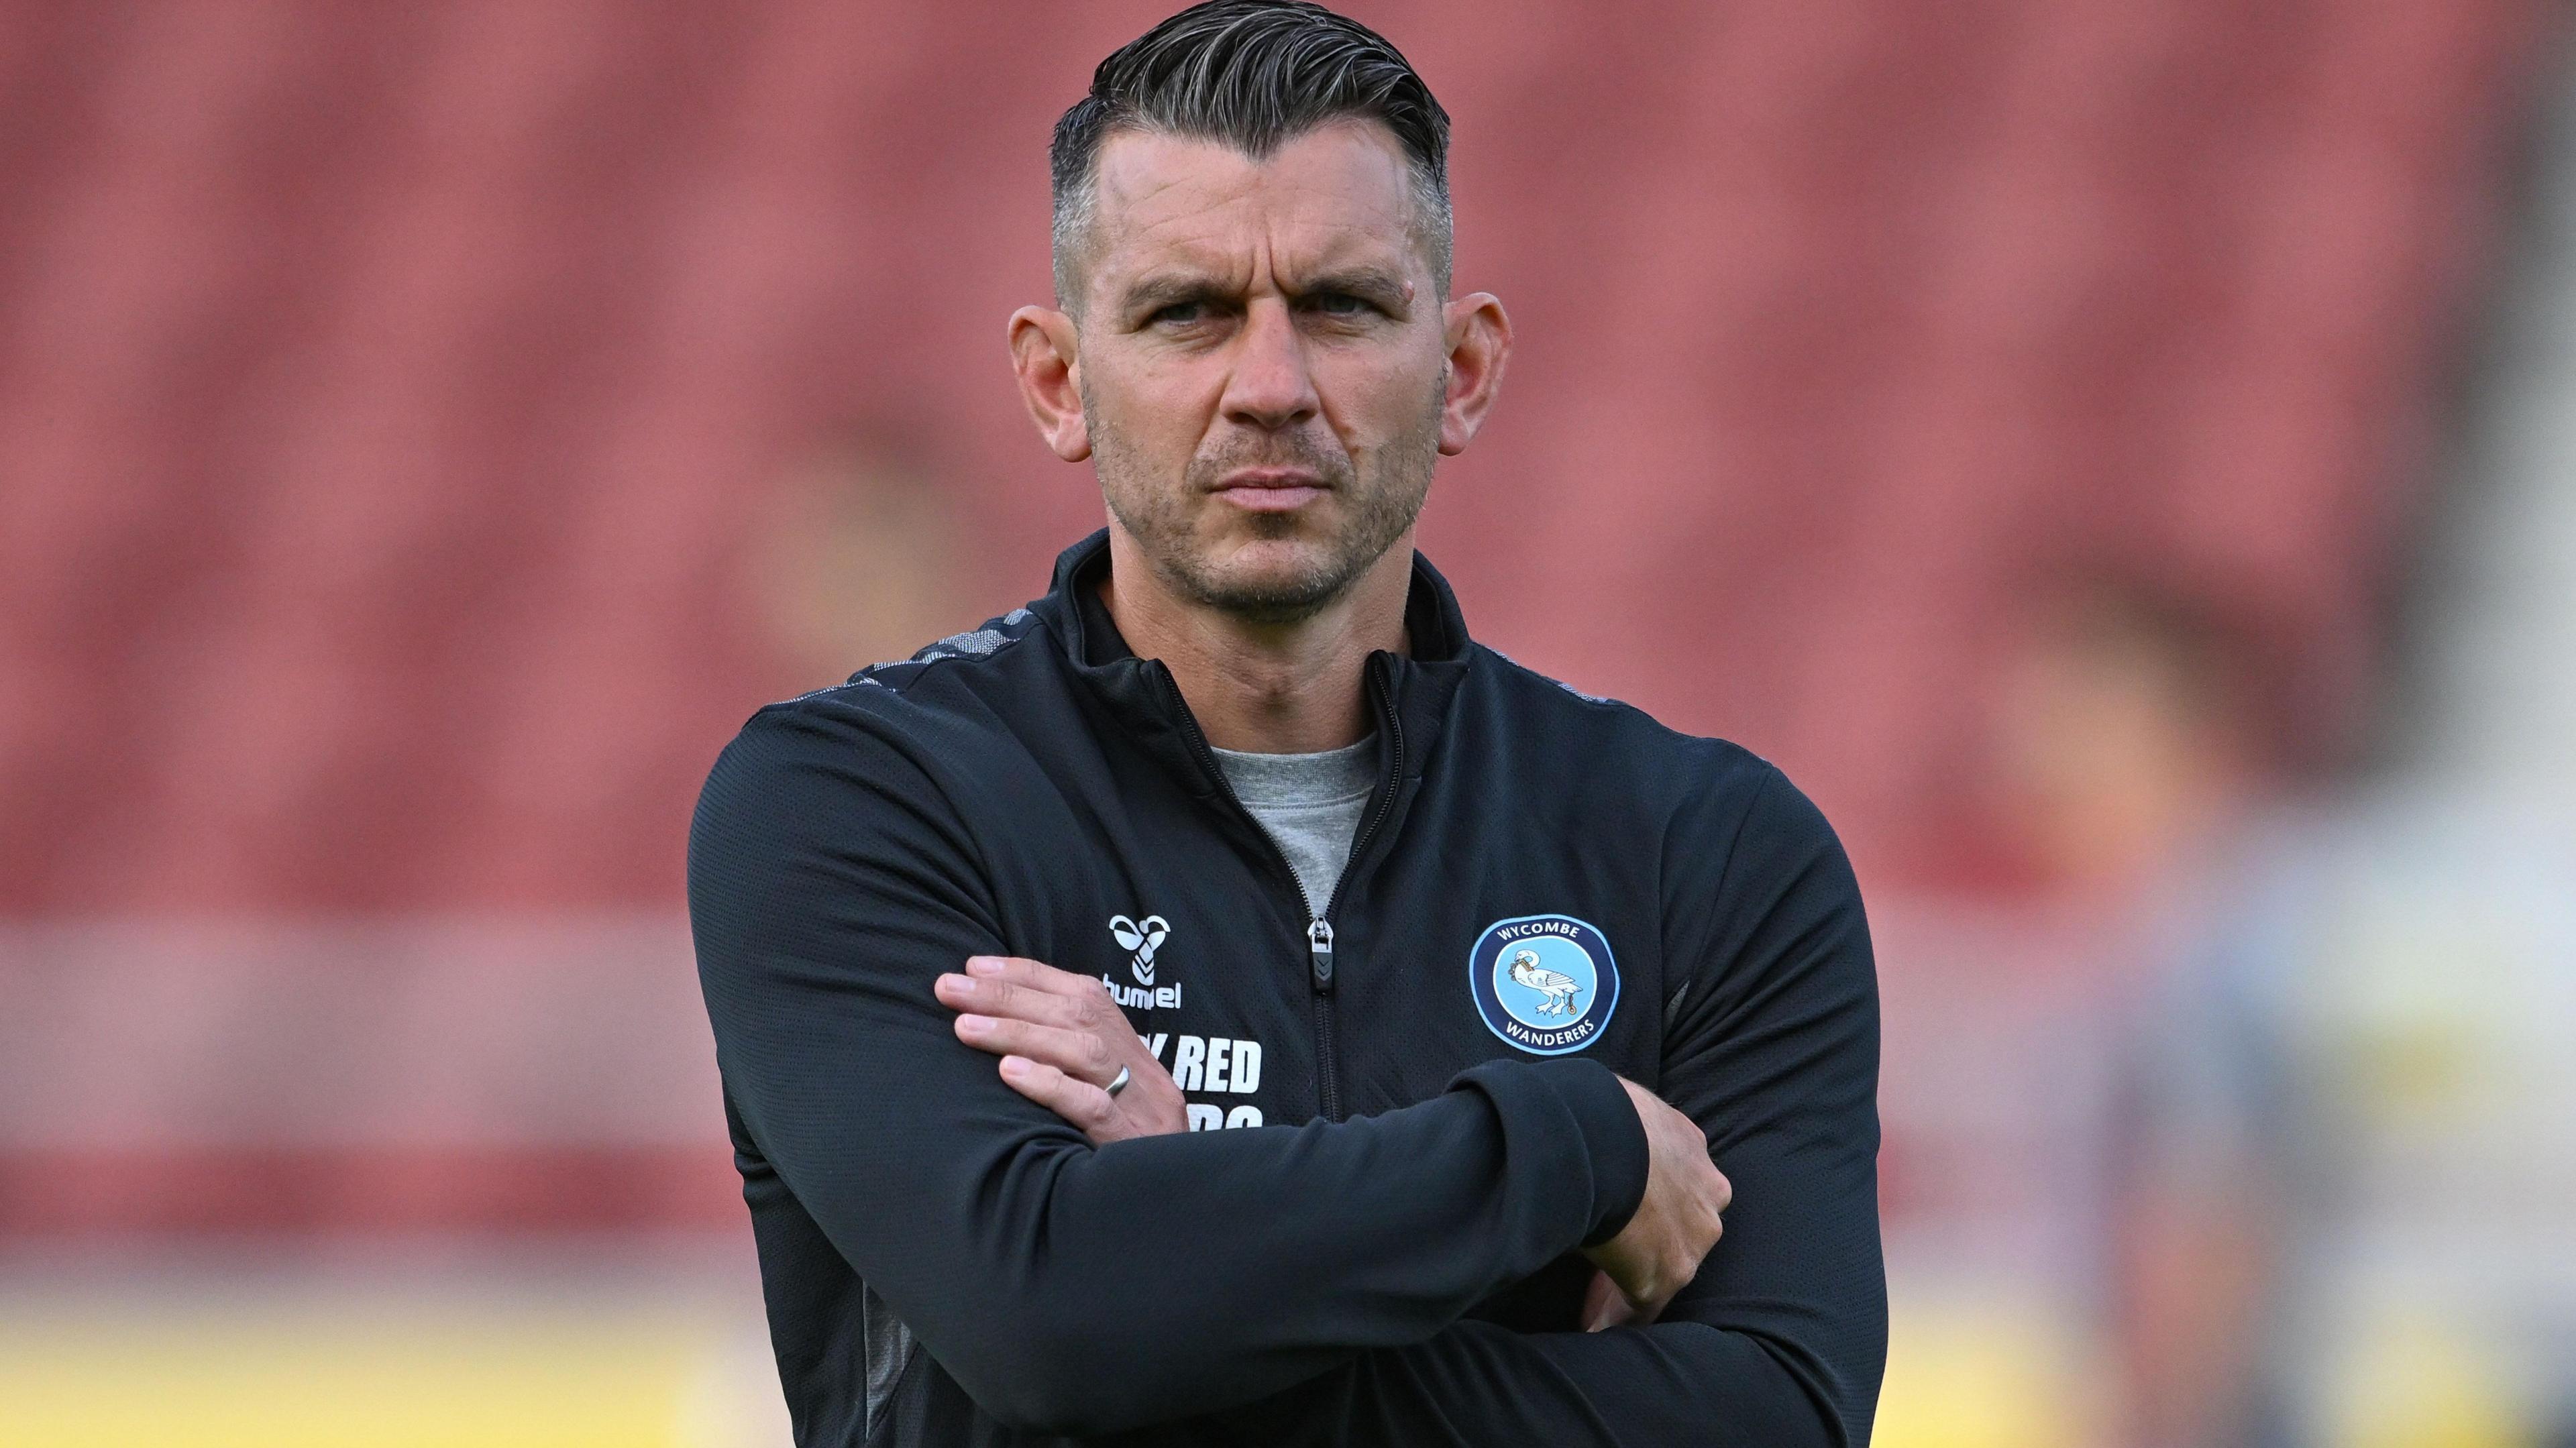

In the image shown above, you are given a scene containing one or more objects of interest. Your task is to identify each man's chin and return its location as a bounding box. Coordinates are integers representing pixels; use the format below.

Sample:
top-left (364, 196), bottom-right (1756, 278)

top-left (1211, 531), bottom-right (1333, 575)
top-left (1177, 543), bottom-right (1352, 622)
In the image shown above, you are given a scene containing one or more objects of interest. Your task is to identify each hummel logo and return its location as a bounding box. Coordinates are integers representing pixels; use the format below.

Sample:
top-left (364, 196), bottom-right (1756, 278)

top-left (1108, 915), bottom-right (1170, 985)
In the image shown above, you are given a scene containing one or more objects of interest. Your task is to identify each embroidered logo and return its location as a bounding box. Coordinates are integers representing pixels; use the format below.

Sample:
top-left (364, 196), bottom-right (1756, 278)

top-left (1108, 914), bottom-right (1171, 985)
top-left (1102, 914), bottom-right (1181, 1011)
top-left (1468, 913), bottom-right (1618, 1055)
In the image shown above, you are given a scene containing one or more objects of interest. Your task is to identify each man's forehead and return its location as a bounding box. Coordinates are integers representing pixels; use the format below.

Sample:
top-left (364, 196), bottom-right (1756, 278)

top-left (1087, 121), bottom-right (1423, 284)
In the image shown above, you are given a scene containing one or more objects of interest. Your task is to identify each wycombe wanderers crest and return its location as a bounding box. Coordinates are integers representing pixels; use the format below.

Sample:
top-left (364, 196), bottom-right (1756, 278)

top-left (1468, 913), bottom-right (1618, 1055)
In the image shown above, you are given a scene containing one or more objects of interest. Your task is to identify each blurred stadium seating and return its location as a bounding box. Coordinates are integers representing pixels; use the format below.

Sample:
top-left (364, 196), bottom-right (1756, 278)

top-left (0, 2), bottom-right (2557, 1443)
top-left (0, 0), bottom-right (2543, 914)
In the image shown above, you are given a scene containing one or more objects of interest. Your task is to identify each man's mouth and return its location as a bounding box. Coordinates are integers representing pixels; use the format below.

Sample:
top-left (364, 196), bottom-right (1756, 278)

top-left (1210, 469), bottom-right (1327, 512)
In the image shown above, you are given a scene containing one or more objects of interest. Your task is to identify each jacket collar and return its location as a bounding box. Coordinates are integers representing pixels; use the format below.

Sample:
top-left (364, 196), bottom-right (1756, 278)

top-left (1031, 528), bottom-right (1471, 792)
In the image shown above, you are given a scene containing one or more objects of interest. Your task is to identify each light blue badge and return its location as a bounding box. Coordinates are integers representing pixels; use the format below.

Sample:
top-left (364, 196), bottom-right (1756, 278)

top-left (1467, 913), bottom-right (1618, 1055)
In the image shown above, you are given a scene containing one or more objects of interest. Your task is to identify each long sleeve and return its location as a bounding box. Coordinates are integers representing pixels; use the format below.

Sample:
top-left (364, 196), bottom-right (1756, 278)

top-left (688, 700), bottom-right (1650, 1439)
top-left (1119, 758), bottom-right (1886, 1447)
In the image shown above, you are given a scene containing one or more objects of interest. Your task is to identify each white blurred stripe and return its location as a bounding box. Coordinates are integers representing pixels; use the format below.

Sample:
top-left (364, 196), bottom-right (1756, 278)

top-left (0, 915), bottom-right (720, 1147)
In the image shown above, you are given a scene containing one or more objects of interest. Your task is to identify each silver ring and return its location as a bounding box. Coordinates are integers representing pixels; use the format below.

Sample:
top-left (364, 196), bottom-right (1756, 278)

top-left (1105, 1064), bottom-right (1132, 1099)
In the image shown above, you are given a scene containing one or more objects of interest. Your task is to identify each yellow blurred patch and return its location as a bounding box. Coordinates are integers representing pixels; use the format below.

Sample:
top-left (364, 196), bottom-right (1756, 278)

top-left (2323, 1314), bottom-right (2530, 1448)
top-left (0, 1301), bottom-right (775, 1448)
top-left (1874, 1296), bottom-right (2098, 1448)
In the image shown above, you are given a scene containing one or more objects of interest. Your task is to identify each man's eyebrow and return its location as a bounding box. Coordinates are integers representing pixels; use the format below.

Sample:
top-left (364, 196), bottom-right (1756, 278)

top-left (1290, 268), bottom-right (1411, 309)
top-left (1119, 274), bottom-right (1236, 315)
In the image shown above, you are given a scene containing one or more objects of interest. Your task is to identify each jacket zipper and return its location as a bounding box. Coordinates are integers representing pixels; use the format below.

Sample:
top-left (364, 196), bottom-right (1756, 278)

top-left (1157, 655), bottom-right (1406, 1123)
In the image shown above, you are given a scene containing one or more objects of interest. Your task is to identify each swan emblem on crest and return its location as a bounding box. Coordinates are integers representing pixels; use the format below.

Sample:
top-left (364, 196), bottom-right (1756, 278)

top-left (1506, 948), bottom-right (1583, 1017)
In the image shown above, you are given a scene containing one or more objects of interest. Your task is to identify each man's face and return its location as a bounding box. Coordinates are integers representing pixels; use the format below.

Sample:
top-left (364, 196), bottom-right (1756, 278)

top-left (1067, 120), bottom-right (1450, 622)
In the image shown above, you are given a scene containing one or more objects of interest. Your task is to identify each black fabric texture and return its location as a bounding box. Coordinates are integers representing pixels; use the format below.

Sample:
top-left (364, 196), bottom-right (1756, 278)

top-left (689, 529), bottom-right (1886, 1445)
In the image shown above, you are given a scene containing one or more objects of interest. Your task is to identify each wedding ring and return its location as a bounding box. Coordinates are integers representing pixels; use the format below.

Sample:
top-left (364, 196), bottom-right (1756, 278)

top-left (1105, 1064), bottom-right (1132, 1099)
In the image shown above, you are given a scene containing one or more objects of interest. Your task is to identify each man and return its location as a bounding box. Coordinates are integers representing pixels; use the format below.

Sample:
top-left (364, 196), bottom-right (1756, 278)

top-left (690, 3), bottom-right (1886, 1443)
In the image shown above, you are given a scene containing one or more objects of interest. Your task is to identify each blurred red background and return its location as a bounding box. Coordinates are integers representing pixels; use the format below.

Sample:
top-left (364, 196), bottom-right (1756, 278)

top-left (1, 3), bottom-right (2565, 1444)
top-left (1, 0), bottom-right (2540, 917)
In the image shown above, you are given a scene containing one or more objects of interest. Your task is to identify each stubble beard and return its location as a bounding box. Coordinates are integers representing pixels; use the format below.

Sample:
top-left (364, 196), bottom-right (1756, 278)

top-left (1088, 378), bottom-right (1444, 626)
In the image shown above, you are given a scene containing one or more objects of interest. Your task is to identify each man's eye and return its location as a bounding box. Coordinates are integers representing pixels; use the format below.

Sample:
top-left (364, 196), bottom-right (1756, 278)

top-left (1150, 302), bottom-right (1205, 326)
top-left (1310, 292), bottom-right (1369, 316)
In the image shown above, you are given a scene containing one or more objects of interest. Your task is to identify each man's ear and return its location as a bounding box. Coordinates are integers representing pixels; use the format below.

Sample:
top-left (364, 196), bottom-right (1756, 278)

top-left (1008, 306), bottom-right (1090, 461)
top-left (1437, 292), bottom-right (1511, 456)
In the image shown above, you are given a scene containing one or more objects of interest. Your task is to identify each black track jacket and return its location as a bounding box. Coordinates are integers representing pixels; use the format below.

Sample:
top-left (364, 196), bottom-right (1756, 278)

top-left (690, 531), bottom-right (1886, 1447)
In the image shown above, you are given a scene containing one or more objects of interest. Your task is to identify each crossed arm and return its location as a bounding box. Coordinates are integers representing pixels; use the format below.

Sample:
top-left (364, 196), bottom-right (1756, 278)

top-left (691, 708), bottom-right (1885, 1443)
top-left (938, 954), bottom-right (1729, 1335)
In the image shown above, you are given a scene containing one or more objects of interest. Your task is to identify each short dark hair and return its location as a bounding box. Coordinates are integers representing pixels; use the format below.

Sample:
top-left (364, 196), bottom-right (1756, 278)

top-left (1049, 0), bottom-right (1453, 307)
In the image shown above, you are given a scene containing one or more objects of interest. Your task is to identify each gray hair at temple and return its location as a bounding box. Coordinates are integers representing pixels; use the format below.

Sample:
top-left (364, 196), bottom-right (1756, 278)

top-left (1047, 0), bottom-right (1454, 310)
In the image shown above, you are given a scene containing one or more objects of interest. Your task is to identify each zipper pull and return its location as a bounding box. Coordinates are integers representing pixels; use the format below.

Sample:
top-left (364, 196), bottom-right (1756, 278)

top-left (1307, 918), bottom-right (1335, 991)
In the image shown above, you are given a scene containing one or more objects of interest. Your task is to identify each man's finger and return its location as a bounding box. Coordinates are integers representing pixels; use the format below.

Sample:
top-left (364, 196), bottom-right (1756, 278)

top-left (934, 971), bottom-right (1088, 1030)
top-left (998, 1055), bottom-right (1125, 1141)
top-left (964, 954), bottom-right (1099, 998)
top-left (954, 1014), bottom-right (1120, 1084)
top-left (1580, 1270), bottom-right (1637, 1332)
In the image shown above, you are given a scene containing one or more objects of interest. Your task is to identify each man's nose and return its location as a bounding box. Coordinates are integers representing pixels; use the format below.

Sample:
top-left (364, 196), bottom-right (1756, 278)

top-left (1220, 298), bottom-right (1319, 432)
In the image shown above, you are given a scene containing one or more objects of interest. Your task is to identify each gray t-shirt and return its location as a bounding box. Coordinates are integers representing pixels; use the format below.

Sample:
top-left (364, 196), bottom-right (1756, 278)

top-left (1209, 734), bottom-right (1377, 914)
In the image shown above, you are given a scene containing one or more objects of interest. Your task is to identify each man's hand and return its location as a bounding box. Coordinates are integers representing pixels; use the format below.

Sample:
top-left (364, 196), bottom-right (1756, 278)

top-left (934, 955), bottom-right (1189, 1143)
top-left (1579, 1077), bottom-right (1731, 1330)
